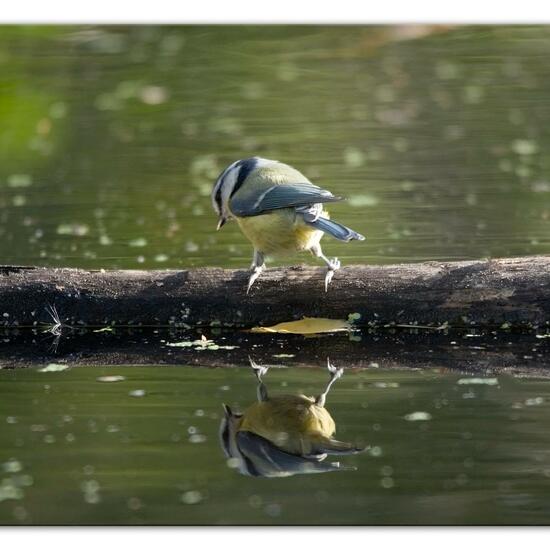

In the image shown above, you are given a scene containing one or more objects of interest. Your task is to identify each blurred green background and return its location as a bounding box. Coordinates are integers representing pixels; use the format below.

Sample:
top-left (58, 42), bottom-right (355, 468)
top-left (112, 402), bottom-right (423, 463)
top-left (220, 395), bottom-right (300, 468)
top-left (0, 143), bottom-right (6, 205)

top-left (1, 24), bottom-right (549, 269)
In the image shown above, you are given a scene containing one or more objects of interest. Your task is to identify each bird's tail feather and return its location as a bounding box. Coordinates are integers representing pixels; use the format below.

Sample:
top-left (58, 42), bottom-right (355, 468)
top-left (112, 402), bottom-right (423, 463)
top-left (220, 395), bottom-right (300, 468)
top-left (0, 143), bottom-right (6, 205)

top-left (305, 217), bottom-right (365, 242)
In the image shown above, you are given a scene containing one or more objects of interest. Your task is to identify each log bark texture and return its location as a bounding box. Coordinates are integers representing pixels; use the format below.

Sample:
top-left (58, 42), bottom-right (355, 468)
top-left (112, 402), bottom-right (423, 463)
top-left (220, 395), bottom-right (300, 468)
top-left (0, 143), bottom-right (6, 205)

top-left (0, 256), bottom-right (549, 329)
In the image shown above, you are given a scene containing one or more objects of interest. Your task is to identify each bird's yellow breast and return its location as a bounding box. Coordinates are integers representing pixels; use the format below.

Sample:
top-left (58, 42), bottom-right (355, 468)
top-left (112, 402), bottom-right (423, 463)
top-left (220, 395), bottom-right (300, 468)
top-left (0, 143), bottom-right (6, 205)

top-left (234, 209), bottom-right (327, 256)
top-left (238, 395), bottom-right (336, 456)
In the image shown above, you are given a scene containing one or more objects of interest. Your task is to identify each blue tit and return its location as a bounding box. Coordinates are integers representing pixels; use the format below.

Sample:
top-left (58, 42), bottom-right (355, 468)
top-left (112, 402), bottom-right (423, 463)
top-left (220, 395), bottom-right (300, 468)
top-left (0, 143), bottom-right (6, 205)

top-left (219, 359), bottom-right (367, 478)
top-left (211, 157), bottom-right (365, 293)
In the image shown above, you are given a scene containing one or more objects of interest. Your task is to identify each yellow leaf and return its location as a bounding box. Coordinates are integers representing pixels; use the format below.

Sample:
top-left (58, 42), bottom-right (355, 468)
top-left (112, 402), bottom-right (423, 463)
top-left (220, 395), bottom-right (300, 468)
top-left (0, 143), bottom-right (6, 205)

top-left (250, 317), bottom-right (352, 335)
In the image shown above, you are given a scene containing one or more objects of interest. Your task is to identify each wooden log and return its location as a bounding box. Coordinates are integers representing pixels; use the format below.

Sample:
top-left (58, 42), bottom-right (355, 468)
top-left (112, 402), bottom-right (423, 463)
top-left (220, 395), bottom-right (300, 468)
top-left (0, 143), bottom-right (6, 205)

top-left (0, 256), bottom-right (550, 329)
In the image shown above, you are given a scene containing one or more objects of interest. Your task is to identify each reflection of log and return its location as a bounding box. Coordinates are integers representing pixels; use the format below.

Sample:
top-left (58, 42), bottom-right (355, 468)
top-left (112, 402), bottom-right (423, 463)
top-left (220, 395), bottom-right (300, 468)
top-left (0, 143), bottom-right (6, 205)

top-left (1, 256), bottom-right (550, 329)
top-left (1, 328), bottom-right (549, 375)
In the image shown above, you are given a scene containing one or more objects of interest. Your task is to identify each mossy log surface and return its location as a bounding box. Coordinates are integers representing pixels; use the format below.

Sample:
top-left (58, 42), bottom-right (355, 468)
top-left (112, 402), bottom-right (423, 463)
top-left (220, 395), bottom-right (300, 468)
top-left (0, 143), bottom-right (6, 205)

top-left (0, 256), bottom-right (550, 329)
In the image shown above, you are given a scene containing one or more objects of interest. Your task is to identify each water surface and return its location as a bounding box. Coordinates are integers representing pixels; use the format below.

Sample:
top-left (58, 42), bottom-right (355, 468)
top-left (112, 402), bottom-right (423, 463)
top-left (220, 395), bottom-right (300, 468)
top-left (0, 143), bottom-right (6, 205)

top-left (1, 364), bottom-right (550, 525)
top-left (1, 25), bottom-right (550, 269)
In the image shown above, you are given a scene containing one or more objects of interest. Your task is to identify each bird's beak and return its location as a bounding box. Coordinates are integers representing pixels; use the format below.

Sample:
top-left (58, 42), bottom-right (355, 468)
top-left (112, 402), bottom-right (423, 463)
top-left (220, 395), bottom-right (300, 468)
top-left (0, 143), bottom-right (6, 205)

top-left (216, 216), bottom-right (226, 231)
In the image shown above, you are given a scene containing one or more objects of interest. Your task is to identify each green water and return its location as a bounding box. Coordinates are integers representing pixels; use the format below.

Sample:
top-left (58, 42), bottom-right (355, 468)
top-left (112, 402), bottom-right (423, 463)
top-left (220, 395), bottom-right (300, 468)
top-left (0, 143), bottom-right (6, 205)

top-left (1, 25), bottom-right (550, 269)
top-left (2, 25), bottom-right (550, 526)
top-left (1, 365), bottom-right (550, 525)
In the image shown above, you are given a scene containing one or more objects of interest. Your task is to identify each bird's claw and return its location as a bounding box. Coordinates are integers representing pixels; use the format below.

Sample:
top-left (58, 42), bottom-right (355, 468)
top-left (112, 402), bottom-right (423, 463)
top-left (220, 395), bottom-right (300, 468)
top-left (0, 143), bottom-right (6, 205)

top-left (247, 266), bottom-right (264, 294)
top-left (249, 356), bottom-right (269, 379)
top-left (324, 257), bottom-right (341, 292)
top-left (327, 359), bottom-right (344, 379)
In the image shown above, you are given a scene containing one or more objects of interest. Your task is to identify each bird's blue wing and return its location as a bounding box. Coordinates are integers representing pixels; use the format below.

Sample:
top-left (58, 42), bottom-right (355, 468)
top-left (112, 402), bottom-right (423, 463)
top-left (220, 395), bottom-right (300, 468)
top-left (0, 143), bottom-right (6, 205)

top-left (230, 183), bottom-right (343, 217)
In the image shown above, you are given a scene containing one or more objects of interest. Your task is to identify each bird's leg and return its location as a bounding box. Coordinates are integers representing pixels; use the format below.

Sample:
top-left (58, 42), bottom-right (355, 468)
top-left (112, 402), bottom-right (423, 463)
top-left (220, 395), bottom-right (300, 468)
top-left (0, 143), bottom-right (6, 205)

top-left (311, 243), bottom-right (341, 292)
top-left (315, 358), bottom-right (344, 407)
top-left (249, 356), bottom-right (270, 402)
top-left (247, 249), bottom-right (265, 294)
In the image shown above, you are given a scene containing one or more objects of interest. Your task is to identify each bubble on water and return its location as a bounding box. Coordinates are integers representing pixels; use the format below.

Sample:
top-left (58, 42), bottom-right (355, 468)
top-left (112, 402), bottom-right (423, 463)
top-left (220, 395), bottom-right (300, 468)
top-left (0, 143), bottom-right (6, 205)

top-left (81, 479), bottom-right (99, 492)
top-left (43, 434), bottom-right (56, 444)
top-left (7, 174), bottom-right (32, 188)
top-left (343, 147), bottom-right (366, 168)
top-left (154, 254), bottom-right (169, 262)
top-left (83, 465), bottom-right (95, 475)
top-left (38, 363), bottom-right (69, 372)
top-left (462, 391), bottom-right (476, 399)
top-left (99, 235), bottom-right (113, 246)
top-left (457, 378), bottom-right (498, 386)
top-left (372, 382), bottom-right (399, 389)
top-left (264, 503), bottom-right (282, 517)
top-left (13, 506), bottom-right (28, 521)
top-left (12, 195), bottom-right (26, 207)
top-left (127, 496), bottom-right (143, 510)
top-left (129, 389), bottom-right (146, 397)
top-left (0, 480), bottom-right (24, 502)
top-left (50, 101), bottom-right (67, 119)
top-left (219, 385), bottom-right (230, 391)
top-left (139, 85), bottom-right (169, 105)
top-left (226, 458), bottom-right (241, 469)
top-left (57, 223), bottom-right (89, 237)
top-left (194, 409), bottom-right (205, 417)
top-left (128, 237), bottom-right (147, 247)
top-left (512, 139), bottom-right (538, 155)
top-left (189, 434), bottom-right (207, 444)
top-left (30, 424), bottom-right (47, 432)
top-left (106, 425), bottom-right (119, 433)
top-left (2, 459), bottom-right (22, 473)
top-left (380, 465), bottom-right (393, 477)
top-left (185, 241), bottom-right (199, 253)
top-left (404, 411), bottom-right (432, 421)
top-left (369, 446), bottom-right (383, 457)
top-left (96, 375), bottom-right (126, 383)
top-left (525, 397), bottom-right (544, 407)
top-left (6, 417), bottom-right (17, 424)
top-left (187, 426), bottom-right (197, 435)
top-left (65, 433), bottom-right (75, 443)
top-left (381, 477), bottom-right (394, 489)
top-left (248, 494), bottom-right (262, 508)
top-left (181, 490), bottom-right (203, 505)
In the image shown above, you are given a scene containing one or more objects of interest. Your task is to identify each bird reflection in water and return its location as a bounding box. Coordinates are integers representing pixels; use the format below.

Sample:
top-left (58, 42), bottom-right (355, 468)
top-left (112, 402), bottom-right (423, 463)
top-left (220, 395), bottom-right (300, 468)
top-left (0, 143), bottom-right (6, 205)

top-left (220, 359), bottom-right (367, 477)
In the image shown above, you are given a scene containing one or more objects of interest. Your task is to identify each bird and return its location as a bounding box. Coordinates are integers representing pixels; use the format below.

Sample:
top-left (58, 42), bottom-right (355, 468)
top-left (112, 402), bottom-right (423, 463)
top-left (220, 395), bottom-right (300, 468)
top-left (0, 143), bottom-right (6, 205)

top-left (211, 157), bottom-right (365, 293)
top-left (219, 358), bottom-right (367, 478)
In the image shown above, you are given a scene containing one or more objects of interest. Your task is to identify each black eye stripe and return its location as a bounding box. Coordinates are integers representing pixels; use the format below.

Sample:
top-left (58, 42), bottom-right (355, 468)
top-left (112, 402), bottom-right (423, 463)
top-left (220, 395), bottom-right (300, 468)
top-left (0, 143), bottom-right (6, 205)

top-left (229, 158), bottom-right (258, 198)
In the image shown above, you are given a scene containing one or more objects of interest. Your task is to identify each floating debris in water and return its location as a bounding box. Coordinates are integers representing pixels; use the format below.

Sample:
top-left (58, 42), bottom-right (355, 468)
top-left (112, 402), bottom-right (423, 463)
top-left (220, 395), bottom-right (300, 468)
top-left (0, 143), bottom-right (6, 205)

top-left (139, 85), bottom-right (169, 105)
top-left (128, 237), bottom-right (147, 247)
top-left (372, 382), bottom-right (400, 389)
top-left (404, 411), bottom-right (432, 421)
top-left (96, 375), bottom-right (126, 383)
top-left (166, 337), bottom-right (238, 351)
top-left (181, 490), bottom-right (203, 505)
top-left (38, 363), bottom-right (70, 372)
top-left (93, 327), bottom-right (114, 333)
top-left (457, 378), bottom-right (498, 386)
top-left (129, 389), bottom-right (146, 397)
top-left (81, 479), bottom-right (101, 504)
top-left (348, 194), bottom-right (380, 207)
top-left (56, 223), bottom-right (90, 236)
top-left (525, 397), bottom-right (544, 407)
top-left (7, 174), bottom-right (33, 188)
top-left (251, 317), bottom-right (352, 335)
top-left (189, 434), bottom-right (207, 444)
